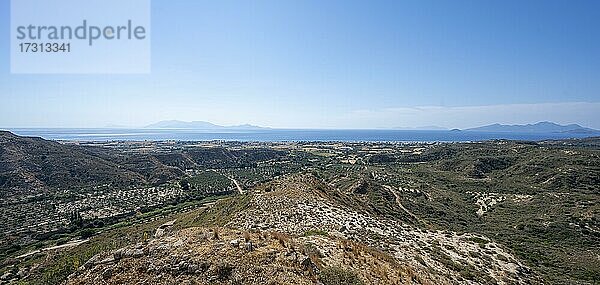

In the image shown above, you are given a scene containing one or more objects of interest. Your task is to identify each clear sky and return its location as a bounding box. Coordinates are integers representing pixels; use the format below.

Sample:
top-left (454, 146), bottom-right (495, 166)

top-left (1, 0), bottom-right (599, 129)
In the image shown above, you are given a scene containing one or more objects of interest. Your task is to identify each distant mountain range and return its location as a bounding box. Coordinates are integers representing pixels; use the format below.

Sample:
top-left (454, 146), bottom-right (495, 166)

top-left (145, 120), bottom-right (268, 130)
top-left (123, 120), bottom-right (600, 134)
top-left (465, 122), bottom-right (599, 134)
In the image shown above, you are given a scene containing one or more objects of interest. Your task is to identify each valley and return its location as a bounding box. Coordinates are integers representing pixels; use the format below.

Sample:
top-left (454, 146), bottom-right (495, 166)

top-left (0, 131), bottom-right (598, 284)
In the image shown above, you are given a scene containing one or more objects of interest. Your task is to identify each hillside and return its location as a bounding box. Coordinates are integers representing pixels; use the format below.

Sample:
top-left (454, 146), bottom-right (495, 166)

top-left (0, 132), bottom-right (292, 260)
top-left (64, 174), bottom-right (537, 285)
top-left (0, 131), bottom-right (149, 194)
top-left (66, 226), bottom-right (420, 285)
top-left (1, 136), bottom-right (598, 285)
top-left (0, 131), bottom-right (286, 195)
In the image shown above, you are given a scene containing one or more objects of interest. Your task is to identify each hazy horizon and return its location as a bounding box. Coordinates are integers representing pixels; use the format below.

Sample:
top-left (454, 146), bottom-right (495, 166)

top-left (3, 116), bottom-right (599, 131)
top-left (1, 0), bottom-right (599, 129)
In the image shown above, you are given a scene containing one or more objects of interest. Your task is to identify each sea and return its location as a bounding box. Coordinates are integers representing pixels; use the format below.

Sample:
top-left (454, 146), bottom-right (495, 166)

top-left (5, 128), bottom-right (597, 142)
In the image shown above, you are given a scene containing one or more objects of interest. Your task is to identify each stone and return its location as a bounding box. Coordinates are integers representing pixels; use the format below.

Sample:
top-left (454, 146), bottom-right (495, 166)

top-left (99, 256), bottom-right (115, 264)
top-left (300, 257), bottom-right (319, 274)
top-left (83, 254), bottom-right (102, 269)
top-left (102, 268), bottom-right (113, 279)
top-left (187, 263), bottom-right (199, 274)
top-left (17, 268), bottom-right (27, 278)
top-left (244, 241), bottom-right (254, 251)
top-left (155, 228), bottom-right (165, 238)
top-left (132, 248), bottom-right (145, 258)
top-left (113, 249), bottom-right (124, 260)
top-left (1, 271), bottom-right (13, 281)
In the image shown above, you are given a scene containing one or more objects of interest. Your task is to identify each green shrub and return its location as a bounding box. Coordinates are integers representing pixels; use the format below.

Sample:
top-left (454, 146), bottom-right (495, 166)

top-left (303, 229), bottom-right (328, 237)
top-left (319, 267), bottom-right (364, 285)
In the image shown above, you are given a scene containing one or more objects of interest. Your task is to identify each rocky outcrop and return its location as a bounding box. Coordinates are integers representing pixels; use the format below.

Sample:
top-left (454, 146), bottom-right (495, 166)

top-left (66, 174), bottom-right (539, 285)
top-left (228, 175), bottom-right (537, 284)
top-left (66, 227), bottom-right (416, 285)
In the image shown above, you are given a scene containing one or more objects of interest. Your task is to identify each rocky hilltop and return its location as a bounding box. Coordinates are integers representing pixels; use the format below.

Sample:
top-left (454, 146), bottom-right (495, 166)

top-left (66, 174), bottom-right (538, 285)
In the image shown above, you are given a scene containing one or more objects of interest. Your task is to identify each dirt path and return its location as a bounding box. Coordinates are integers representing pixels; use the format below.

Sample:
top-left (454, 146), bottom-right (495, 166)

top-left (230, 176), bottom-right (244, 194)
top-left (17, 239), bottom-right (89, 259)
top-left (208, 169), bottom-right (244, 194)
top-left (383, 185), bottom-right (424, 225)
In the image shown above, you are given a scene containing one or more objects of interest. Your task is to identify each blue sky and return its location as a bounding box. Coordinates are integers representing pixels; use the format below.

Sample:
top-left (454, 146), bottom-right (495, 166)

top-left (1, 0), bottom-right (599, 129)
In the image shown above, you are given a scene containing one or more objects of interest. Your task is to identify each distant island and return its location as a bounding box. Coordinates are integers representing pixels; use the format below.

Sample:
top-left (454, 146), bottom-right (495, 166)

top-left (394, 126), bottom-right (448, 131)
top-left (140, 120), bottom-right (600, 134)
top-left (464, 121), bottom-right (599, 134)
top-left (145, 120), bottom-right (268, 130)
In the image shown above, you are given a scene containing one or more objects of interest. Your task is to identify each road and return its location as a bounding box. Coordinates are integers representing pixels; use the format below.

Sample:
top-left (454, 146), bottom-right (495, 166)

top-left (229, 176), bottom-right (244, 194)
top-left (17, 239), bottom-right (89, 259)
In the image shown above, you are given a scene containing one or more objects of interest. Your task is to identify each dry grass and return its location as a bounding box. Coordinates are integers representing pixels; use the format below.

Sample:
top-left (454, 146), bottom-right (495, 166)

top-left (212, 227), bottom-right (220, 240)
top-left (270, 231), bottom-right (290, 247)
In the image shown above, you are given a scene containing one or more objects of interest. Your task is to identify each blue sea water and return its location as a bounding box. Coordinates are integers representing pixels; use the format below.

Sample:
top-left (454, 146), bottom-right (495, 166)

top-left (5, 128), bottom-right (597, 142)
